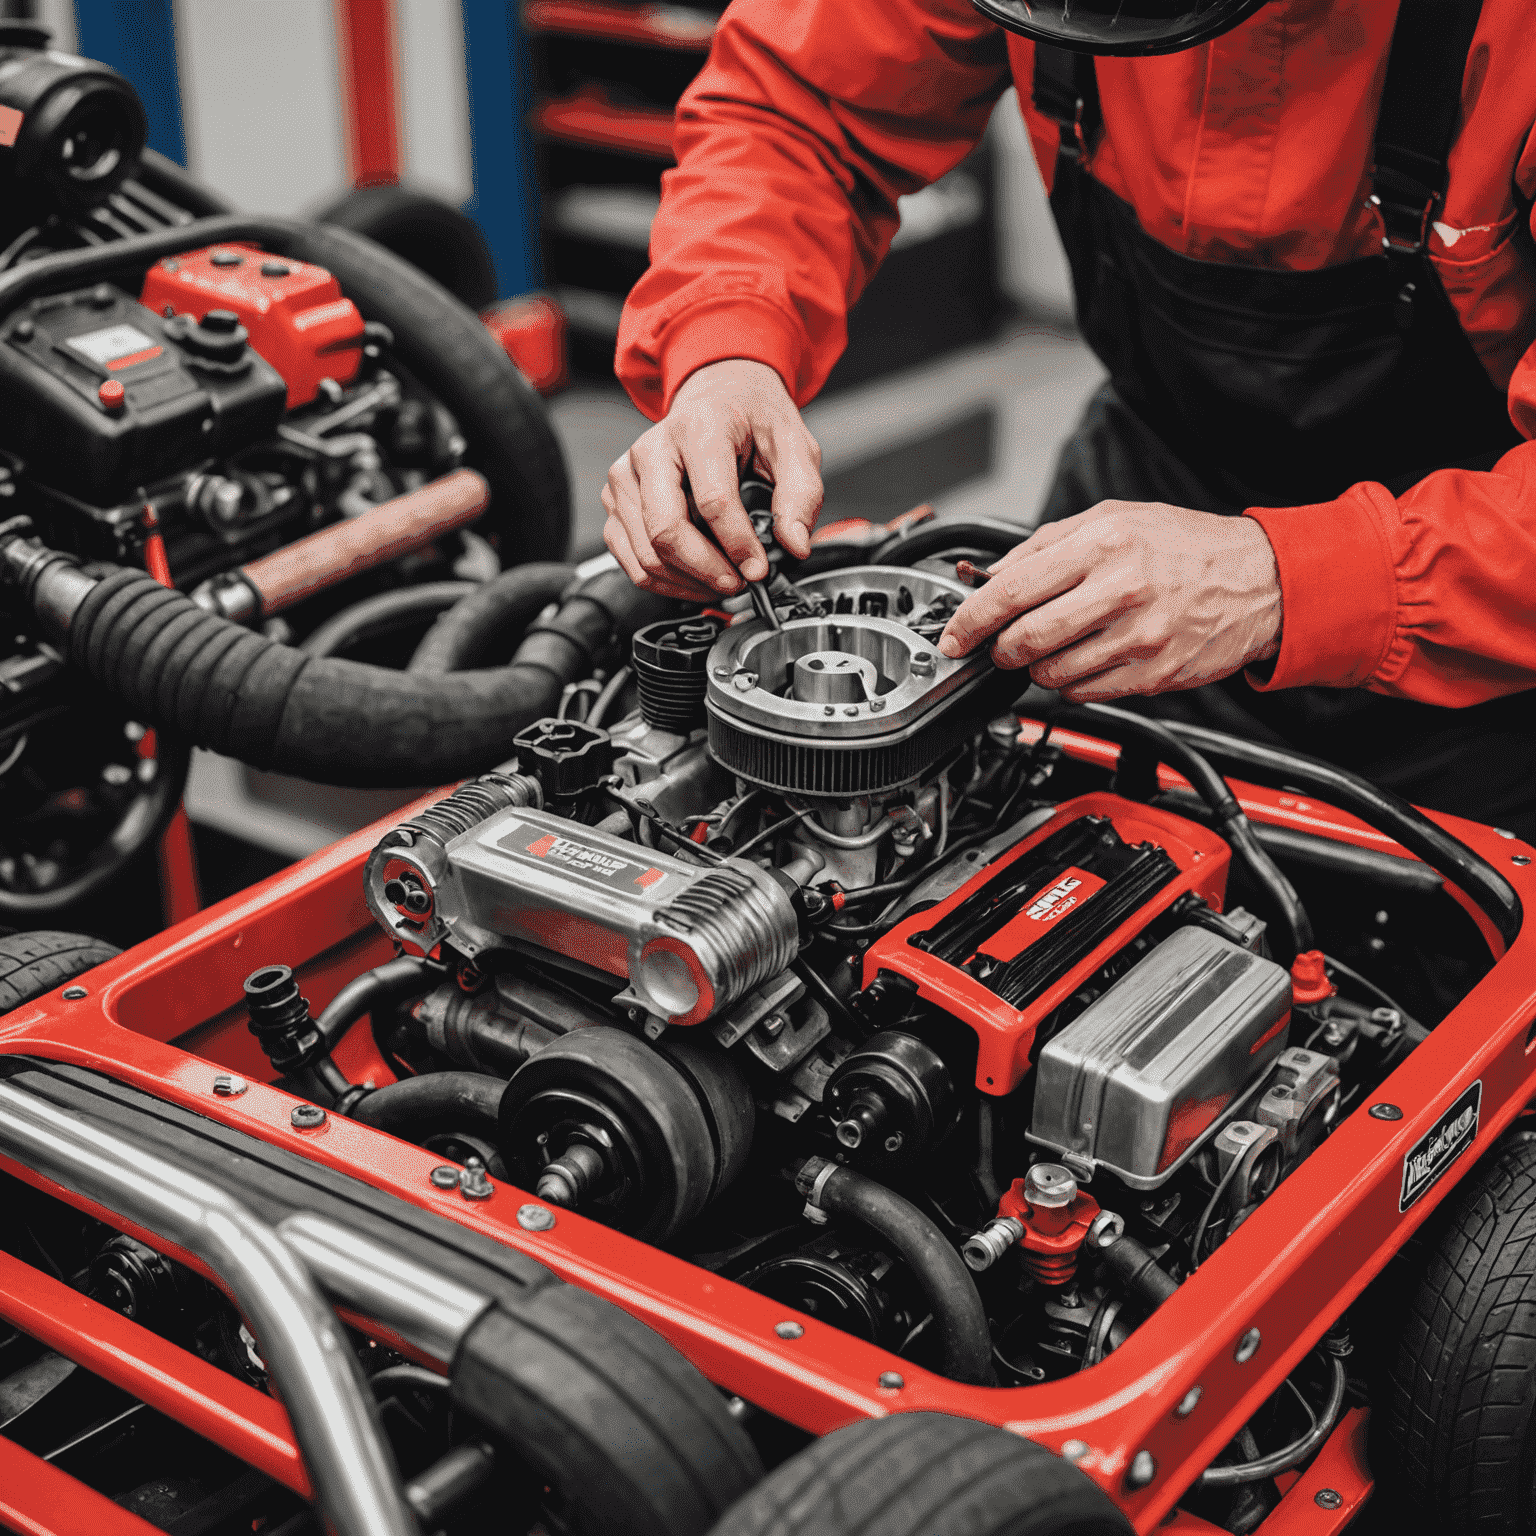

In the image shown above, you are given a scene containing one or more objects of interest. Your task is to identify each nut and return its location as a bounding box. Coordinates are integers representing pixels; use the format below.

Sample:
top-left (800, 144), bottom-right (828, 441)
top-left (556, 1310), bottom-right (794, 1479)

top-left (516, 1203), bottom-right (556, 1231)
top-left (290, 1104), bottom-right (326, 1129)
top-left (212, 1074), bottom-right (248, 1098)
top-left (878, 1371), bottom-right (904, 1390)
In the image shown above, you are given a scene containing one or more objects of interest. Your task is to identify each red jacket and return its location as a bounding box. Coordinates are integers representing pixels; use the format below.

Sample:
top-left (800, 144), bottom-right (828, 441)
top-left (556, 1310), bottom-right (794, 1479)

top-left (614, 0), bottom-right (1536, 708)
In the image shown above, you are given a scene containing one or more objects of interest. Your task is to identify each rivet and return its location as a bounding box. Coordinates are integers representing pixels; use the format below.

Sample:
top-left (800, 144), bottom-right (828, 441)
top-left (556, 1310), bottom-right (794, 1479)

top-left (1315, 1489), bottom-right (1343, 1510)
top-left (1174, 1385), bottom-right (1202, 1417)
top-left (878, 1370), bottom-right (904, 1390)
top-left (1060, 1439), bottom-right (1089, 1463)
top-left (1235, 1327), bottom-right (1261, 1363)
top-left (1125, 1450), bottom-right (1156, 1490)
top-left (1514, 855), bottom-right (1531, 866)
top-left (290, 1104), bottom-right (326, 1129)
top-left (1496, 827), bottom-right (1517, 839)
top-left (429, 1166), bottom-right (459, 1189)
top-left (516, 1203), bottom-right (555, 1231)
top-left (212, 1074), bottom-right (248, 1097)
top-left (1369, 1103), bottom-right (1404, 1121)
top-left (61, 986), bottom-right (87, 1000)
top-left (774, 1320), bottom-right (804, 1340)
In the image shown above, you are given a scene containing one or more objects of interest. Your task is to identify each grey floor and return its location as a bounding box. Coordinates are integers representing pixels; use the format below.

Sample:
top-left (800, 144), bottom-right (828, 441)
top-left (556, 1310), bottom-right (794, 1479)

top-left (183, 321), bottom-right (1103, 857)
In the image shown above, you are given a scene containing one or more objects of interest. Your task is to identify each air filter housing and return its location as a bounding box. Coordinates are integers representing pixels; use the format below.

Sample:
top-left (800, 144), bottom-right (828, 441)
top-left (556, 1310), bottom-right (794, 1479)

top-left (705, 566), bottom-right (1007, 797)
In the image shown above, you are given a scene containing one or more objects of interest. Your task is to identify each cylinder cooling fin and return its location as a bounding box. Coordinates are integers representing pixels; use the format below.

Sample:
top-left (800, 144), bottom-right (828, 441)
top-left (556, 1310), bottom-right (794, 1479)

top-left (704, 567), bottom-right (1011, 797)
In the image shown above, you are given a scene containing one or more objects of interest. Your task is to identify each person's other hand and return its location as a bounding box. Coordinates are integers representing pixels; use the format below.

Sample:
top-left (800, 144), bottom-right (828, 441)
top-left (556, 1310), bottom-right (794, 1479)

top-left (602, 358), bottom-right (823, 601)
top-left (937, 503), bottom-right (1282, 699)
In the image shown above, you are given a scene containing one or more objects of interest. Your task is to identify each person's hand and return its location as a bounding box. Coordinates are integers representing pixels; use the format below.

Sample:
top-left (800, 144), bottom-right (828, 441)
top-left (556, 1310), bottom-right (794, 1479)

top-left (602, 358), bottom-right (823, 601)
top-left (937, 502), bottom-right (1282, 699)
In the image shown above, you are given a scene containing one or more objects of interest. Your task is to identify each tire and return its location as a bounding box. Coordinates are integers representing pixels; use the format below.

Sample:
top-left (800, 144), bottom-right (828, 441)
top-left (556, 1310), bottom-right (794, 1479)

top-left (277, 220), bottom-right (571, 564)
top-left (452, 1284), bottom-right (763, 1536)
top-left (1374, 1128), bottom-right (1536, 1533)
top-left (707, 1412), bottom-right (1132, 1536)
top-left (0, 930), bottom-right (120, 1013)
top-left (312, 185), bottom-right (499, 312)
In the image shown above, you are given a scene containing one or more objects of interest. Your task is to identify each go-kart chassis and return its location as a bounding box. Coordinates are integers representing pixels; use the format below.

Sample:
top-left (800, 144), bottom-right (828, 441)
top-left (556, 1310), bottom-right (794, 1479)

top-left (1, 723), bottom-right (1532, 1536)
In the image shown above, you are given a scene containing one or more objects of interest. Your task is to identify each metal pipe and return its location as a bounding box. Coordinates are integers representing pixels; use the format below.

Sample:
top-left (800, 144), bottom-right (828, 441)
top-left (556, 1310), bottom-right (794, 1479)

top-left (277, 1213), bottom-right (492, 1368)
top-left (0, 1082), bottom-right (418, 1536)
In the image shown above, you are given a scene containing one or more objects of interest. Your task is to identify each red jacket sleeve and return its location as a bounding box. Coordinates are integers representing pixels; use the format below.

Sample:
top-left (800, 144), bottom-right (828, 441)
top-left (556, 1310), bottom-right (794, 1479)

top-left (614, 0), bottom-right (1011, 421)
top-left (1246, 398), bottom-right (1536, 709)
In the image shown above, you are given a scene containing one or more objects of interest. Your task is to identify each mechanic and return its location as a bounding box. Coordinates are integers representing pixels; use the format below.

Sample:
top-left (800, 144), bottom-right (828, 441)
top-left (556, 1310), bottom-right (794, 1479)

top-left (600, 0), bottom-right (1536, 839)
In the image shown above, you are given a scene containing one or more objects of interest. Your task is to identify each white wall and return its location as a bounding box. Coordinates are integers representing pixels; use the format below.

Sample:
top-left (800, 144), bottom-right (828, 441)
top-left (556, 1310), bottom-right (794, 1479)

top-left (990, 88), bottom-right (1074, 323)
top-left (397, 0), bottom-right (473, 205)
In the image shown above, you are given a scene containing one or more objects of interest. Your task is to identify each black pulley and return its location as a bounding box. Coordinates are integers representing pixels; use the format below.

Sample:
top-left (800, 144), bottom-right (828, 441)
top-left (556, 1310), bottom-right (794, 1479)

top-left (632, 615), bottom-right (726, 734)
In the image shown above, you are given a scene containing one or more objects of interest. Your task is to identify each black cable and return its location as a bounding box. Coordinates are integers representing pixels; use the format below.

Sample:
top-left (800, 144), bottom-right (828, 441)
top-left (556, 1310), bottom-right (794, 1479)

top-left (1196, 1354), bottom-right (1348, 1486)
top-left (791, 956), bottom-right (861, 1036)
top-left (1190, 1154), bottom-right (1247, 1269)
top-left (1323, 951), bottom-right (1425, 1037)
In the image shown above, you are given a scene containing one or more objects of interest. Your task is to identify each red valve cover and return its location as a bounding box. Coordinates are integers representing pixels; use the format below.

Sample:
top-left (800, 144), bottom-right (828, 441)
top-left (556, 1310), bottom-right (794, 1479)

top-left (141, 243), bottom-right (364, 409)
top-left (861, 793), bottom-right (1231, 1095)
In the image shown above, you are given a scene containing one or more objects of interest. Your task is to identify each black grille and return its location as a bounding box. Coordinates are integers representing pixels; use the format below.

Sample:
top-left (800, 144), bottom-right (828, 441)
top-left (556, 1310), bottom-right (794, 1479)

top-left (708, 710), bottom-right (956, 796)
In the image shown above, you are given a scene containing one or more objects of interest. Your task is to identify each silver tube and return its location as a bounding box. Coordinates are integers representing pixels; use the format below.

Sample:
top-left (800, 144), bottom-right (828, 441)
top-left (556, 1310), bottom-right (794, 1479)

top-left (278, 1213), bottom-right (492, 1367)
top-left (0, 1082), bottom-right (418, 1536)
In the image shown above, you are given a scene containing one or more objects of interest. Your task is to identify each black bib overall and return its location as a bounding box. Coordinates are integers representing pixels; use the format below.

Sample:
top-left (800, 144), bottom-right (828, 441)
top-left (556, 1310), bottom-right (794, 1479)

top-left (1031, 2), bottom-right (1536, 838)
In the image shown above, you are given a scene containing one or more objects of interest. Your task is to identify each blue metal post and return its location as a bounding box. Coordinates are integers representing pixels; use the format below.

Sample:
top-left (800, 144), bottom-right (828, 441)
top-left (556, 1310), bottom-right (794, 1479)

top-left (459, 0), bottom-right (541, 299)
top-left (74, 0), bottom-right (187, 166)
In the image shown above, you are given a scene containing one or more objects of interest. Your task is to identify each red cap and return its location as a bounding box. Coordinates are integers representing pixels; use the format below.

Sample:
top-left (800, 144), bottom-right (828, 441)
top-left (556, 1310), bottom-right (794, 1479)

top-left (1290, 949), bottom-right (1335, 1006)
top-left (97, 378), bottom-right (126, 411)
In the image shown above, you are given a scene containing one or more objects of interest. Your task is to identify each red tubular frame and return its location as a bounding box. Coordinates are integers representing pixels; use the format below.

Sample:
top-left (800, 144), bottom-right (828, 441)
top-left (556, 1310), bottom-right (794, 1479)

top-left (0, 735), bottom-right (1532, 1531)
top-left (0, 1435), bottom-right (164, 1536)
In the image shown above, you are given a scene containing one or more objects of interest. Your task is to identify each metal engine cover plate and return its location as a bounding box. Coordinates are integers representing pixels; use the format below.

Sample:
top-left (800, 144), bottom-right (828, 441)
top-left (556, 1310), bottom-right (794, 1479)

top-left (1027, 926), bottom-right (1292, 1188)
top-left (366, 805), bottom-right (798, 1029)
top-left (705, 566), bottom-right (1003, 797)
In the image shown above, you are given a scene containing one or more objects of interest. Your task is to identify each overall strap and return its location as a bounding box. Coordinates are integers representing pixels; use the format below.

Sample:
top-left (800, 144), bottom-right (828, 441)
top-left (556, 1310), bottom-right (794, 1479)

top-left (1371, 0), bottom-right (1487, 256)
top-left (1031, 45), bottom-right (1101, 164)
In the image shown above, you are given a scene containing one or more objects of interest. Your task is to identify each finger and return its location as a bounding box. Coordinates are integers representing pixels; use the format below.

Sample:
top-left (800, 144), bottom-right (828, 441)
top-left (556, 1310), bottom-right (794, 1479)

top-left (606, 453), bottom-right (670, 586)
top-left (1030, 620), bottom-right (1167, 693)
top-left (937, 535), bottom-right (1095, 658)
top-left (756, 420), bottom-right (823, 560)
top-left (982, 519), bottom-right (1074, 575)
top-left (676, 421), bottom-right (768, 581)
top-left (604, 518), bottom-right (716, 602)
top-left (1056, 662), bottom-right (1160, 703)
top-left (630, 439), bottom-right (742, 594)
top-left (989, 575), bottom-right (1122, 669)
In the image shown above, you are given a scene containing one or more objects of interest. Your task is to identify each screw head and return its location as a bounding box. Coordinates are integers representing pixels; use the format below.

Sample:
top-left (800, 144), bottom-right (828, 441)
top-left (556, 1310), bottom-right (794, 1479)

top-left (290, 1104), bottom-right (326, 1129)
top-left (910, 652), bottom-right (936, 677)
top-left (516, 1203), bottom-right (556, 1231)
top-left (1060, 1439), bottom-right (1089, 1463)
top-left (1234, 1327), bottom-right (1262, 1364)
top-left (1369, 1103), bottom-right (1404, 1121)
top-left (774, 1321), bottom-right (804, 1340)
top-left (61, 986), bottom-right (87, 1000)
top-left (1315, 1489), bottom-right (1343, 1510)
top-left (732, 671), bottom-right (758, 692)
top-left (429, 1166), bottom-right (459, 1189)
top-left (1174, 1385), bottom-right (1203, 1417)
top-left (212, 1074), bottom-right (248, 1098)
top-left (878, 1370), bottom-right (904, 1390)
top-left (459, 1165), bottom-right (493, 1200)
top-left (1125, 1450), bottom-right (1156, 1490)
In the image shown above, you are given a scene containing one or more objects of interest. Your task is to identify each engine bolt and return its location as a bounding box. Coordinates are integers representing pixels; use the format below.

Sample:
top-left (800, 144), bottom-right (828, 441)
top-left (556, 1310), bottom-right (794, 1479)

top-left (459, 1162), bottom-right (493, 1200)
top-left (878, 1371), bottom-right (904, 1390)
top-left (869, 699), bottom-right (885, 712)
top-left (774, 1321), bottom-right (804, 1340)
top-left (1024, 1163), bottom-right (1077, 1208)
top-left (1175, 1385), bottom-right (1203, 1417)
top-left (1125, 1451), bottom-right (1156, 1490)
top-left (1060, 1440), bottom-right (1089, 1463)
top-left (1315, 1490), bottom-right (1343, 1511)
top-left (429, 1166), bottom-right (459, 1189)
top-left (910, 652), bottom-right (936, 676)
top-left (291, 1104), bottom-right (326, 1129)
top-left (62, 986), bottom-right (87, 1000)
top-left (711, 666), bottom-right (730, 680)
top-left (516, 1203), bottom-right (556, 1232)
top-left (212, 1074), bottom-right (248, 1097)
top-left (1234, 1327), bottom-right (1261, 1363)
top-left (732, 671), bottom-right (758, 692)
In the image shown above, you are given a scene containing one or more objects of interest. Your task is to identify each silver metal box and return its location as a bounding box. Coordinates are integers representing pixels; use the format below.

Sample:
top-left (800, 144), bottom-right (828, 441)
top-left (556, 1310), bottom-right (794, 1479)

top-left (1028, 926), bottom-right (1292, 1188)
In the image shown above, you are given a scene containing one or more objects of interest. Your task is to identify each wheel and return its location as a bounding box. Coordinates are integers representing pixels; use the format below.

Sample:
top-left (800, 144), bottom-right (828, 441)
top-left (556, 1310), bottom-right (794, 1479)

top-left (1373, 1127), bottom-right (1536, 1533)
top-left (0, 929), bottom-right (120, 1013)
top-left (312, 184), bottom-right (499, 311)
top-left (452, 1284), bottom-right (763, 1536)
top-left (706, 1412), bottom-right (1132, 1536)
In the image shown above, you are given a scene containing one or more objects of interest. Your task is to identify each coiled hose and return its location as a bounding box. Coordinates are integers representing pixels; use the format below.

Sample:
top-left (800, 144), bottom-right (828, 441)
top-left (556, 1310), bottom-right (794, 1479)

top-left (0, 538), bottom-right (671, 787)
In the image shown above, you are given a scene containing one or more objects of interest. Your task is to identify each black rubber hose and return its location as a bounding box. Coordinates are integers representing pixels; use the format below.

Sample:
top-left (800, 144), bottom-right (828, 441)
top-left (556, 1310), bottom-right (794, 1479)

top-left (316, 955), bottom-right (446, 1051)
top-left (1157, 718), bottom-right (1522, 952)
top-left (804, 1160), bottom-right (993, 1385)
top-left (402, 985), bottom-right (558, 1076)
top-left (301, 582), bottom-right (477, 659)
top-left (871, 517), bottom-right (1027, 568)
top-left (34, 563), bottom-right (669, 786)
top-left (1096, 1232), bottom-right (1180, 1311)
top-left (409, 562), bottom-right (576, 674)
top-left (1061, 702), bottom-right (1315, 963)
top-left (350, 1071), bottom-right (506, 1139)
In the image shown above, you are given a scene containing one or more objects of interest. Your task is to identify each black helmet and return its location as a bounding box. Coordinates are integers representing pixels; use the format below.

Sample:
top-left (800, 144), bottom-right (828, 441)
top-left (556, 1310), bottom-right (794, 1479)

top-left (970, 0), bottom-right (1269, 56)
